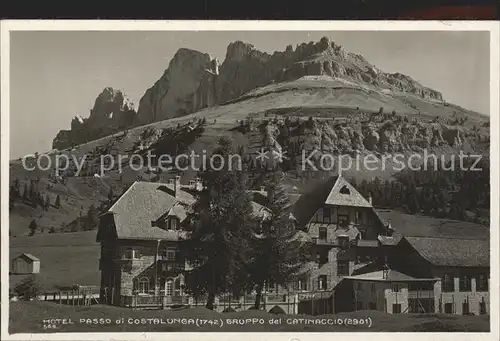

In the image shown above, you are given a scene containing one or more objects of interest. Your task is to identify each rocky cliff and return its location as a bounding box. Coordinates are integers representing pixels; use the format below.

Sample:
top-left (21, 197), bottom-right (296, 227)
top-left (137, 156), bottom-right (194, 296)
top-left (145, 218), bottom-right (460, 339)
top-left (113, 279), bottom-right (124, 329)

top-left (53, 37), bottom-right (448, 150)
top-left (53, 87), bottom-right (137, 150)
top-left (135, 37), bottom-right (443, 125)
top-left (136, 49), bottom-right (219, 124)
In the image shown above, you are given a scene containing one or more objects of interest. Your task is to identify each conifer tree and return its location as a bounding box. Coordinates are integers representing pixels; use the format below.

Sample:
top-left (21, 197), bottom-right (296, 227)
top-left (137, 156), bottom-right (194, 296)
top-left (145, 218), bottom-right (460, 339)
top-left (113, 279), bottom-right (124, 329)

top-left (183, 137), bottom-right (254, 310)
top-left (85, 205), bottom-right (100, 230)
top-left (247, 170), bottom-right (309, 309)
top-left (28, 220), bottom-right (37, 236)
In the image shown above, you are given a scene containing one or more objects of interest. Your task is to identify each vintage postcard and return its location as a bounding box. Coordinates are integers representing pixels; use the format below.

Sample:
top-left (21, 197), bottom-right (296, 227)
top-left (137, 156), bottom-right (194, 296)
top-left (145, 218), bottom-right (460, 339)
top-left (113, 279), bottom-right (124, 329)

top-left (1, 20), bottom-right (499, 341)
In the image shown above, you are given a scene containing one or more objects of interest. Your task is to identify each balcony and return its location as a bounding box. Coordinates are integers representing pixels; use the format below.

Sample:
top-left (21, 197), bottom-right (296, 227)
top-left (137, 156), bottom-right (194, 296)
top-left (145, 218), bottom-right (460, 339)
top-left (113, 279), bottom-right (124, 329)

top-left (408, 290), bottom-right (434, 299)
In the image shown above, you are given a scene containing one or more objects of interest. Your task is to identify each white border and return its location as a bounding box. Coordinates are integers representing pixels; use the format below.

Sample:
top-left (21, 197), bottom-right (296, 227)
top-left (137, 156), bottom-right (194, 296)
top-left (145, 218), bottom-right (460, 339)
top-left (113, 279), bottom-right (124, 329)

top-left (1, 20), bottom-right (499, 341)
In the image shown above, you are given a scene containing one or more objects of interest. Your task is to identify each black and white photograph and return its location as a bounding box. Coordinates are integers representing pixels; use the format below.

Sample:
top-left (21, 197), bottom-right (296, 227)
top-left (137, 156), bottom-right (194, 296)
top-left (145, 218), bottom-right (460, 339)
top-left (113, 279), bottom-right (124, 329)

top-left (1, 21), bottom-right (499, 339)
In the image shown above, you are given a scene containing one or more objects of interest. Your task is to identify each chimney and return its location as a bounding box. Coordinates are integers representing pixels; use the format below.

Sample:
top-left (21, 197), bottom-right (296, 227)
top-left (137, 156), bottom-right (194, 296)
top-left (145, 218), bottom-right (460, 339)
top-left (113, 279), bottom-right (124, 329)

top-left (382, 261), bottom-right (389, 280)
top-left (174, 175), bottom-right (181, 199)
top-left (387, 222), bottom-right (393, 236)
top-left (195, 177), bottom-right (203, 191)
top-left (368, 192), bottom-right (372, 205)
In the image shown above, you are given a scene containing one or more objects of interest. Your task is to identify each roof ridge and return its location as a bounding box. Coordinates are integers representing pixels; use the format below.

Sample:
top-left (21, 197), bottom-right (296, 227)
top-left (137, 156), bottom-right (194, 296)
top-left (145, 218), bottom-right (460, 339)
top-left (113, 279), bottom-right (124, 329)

top-left (108, 181), bottom-right (139, 212)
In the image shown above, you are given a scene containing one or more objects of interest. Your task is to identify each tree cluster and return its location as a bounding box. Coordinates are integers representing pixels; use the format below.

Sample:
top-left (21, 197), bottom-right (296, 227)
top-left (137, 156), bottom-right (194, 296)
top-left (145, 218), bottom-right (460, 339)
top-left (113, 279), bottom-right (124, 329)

top-left (353, 157), bottom-right (490, 224)
top-left (182, 137), bottom-right (309, 310)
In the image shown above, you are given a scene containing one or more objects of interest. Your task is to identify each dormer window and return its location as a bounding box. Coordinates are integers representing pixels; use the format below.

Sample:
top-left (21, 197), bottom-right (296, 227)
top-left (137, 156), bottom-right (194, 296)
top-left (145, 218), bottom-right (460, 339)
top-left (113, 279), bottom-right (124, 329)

top-left (168, 217), bottom-right (179, 231)
top-left (340, 185), bottom-right (350, 195)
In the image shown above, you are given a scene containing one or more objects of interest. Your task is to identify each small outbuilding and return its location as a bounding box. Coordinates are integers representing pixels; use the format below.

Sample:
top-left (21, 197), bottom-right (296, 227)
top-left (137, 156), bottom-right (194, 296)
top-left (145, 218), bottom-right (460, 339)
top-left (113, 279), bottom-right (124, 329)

top-left (11, 253), bottom-right (40, 274)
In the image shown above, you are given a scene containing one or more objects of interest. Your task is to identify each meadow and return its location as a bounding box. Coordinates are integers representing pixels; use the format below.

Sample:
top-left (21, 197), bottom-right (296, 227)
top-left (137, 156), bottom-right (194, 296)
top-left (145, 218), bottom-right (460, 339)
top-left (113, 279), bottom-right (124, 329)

top-left (9, 300), bottom-right (490, 333)
top-left (9, 231), bottom-right (100, 291)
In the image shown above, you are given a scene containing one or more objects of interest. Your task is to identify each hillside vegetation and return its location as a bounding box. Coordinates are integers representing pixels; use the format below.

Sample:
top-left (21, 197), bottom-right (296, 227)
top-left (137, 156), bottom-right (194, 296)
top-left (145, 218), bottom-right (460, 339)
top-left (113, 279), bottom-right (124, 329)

top-left (9, 37), bottom-right (490, 237)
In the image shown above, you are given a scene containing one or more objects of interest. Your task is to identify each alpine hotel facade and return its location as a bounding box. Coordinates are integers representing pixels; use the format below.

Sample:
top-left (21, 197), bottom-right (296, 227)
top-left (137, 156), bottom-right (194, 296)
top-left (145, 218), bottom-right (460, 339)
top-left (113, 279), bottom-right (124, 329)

top-left (97, 175), bottom-right (489, 315)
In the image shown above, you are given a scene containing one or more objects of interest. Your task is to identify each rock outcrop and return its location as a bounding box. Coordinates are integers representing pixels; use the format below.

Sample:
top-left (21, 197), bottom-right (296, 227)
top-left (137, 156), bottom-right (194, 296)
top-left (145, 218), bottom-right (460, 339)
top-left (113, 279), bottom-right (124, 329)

top-left (53, 37), bottom-right (447, 150)
top-left (136, 49), bottom-right (219, 124)
top-left (135, 37), bottom-right (444, 125)
top-left (257, 117), bottom-right (474, 165)
top-left (52, 87), bottom-right (137, 150)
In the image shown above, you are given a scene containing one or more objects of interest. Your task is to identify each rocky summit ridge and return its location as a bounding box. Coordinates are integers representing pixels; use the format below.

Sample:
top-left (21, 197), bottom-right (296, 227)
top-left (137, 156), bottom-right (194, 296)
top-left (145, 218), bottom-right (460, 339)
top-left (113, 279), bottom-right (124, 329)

top-left (137, 37), bottom-right (444, 125)
top-left (53, 87), bottom-right (137, 150)
top-left (53, 37), bottom-right (458, 150)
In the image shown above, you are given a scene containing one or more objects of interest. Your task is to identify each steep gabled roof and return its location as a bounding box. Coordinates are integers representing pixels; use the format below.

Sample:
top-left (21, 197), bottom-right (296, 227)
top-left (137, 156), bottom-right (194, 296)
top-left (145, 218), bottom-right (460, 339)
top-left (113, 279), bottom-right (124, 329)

top-left (15, 253), bottom-right (40, 262)
top-left (292, 176), bottom-right (339, 226)
top-left (404, 236), bottom-right (490, 268)
top-left (107, 181), bottom-right (194, 240)
top-left (325, 176), bottom-right (372, 208)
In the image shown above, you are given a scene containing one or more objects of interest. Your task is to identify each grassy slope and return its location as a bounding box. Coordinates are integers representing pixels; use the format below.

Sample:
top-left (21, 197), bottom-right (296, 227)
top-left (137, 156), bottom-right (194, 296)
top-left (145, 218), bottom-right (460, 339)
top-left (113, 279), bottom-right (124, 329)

top-left (9, 300), bottom-right (490, 333)
top-left (8, 76), bottom-right (488, 237)
top-left (9, 231), bottom-right (100, 291)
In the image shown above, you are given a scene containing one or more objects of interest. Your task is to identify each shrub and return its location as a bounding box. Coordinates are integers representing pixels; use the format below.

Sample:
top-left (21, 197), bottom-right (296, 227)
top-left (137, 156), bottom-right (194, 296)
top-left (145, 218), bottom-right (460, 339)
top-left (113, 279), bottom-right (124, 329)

top-left (14, 275), bottom-right (43, 300)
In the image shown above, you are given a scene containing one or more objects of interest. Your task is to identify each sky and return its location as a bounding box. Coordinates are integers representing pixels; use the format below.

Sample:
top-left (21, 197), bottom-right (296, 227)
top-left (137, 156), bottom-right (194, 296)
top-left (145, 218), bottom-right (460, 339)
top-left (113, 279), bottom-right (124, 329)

top-left (9, 30), bottom-right (490, 159)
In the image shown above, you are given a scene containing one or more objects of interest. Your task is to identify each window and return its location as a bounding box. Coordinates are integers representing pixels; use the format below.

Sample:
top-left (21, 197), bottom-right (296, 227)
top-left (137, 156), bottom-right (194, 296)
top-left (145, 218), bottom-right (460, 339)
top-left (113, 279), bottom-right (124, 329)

top-left (338, 214), bottom-right (349, 227)
top-left (169, 217), bottom-right (178, 230)
top-left (123, 248), bottom-right (141, 259)
top-left (298, 280), bottom-right (308, 291)
top-left (337, 260), bottom-right (349, 276)
top-left (477, 274), bottom-right (488, 291)
top-left (337, 235), bottom-right (349, 249)
top-left (371, 283), bottom-right (376, 293)
top-left (163, 248), bottom-right (178, 261)
top-left (442, 274), bottom-right (454, 292)
top-left (369, 302), bottom-right (377, 310)
top-left (355, 210), bottom-right (362, 225)
top-left (444, 303), bottom-right (453, 314)
top-left (318, 275), bottom-right (327, 290)
top-left (356, 282), bottom-right (362, 290)
top-left (138, 277), bottom-right (150, 294)
top-left (392, 283), bottom-right (402, 292)
top-left (323, 207), bottom-right (331, 223)
top-left (479, 301), bottom-right (487, 315)
top-left (317, 251), bottom-right (328, 265)
top-left (392, 304), bottom-right (401, 314)
top-left (462, 302), bottom-right (469, 315)
top-left (459, 276), bottom-right (472, 292)
top-left (318, 226), bottom-right (327, 240)
top-left (165, 279), bottom-right (173, 296)
top-left (340, 185), bottom-right (350, 195)
top-left (356, 302), bottom-right (363, 310)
